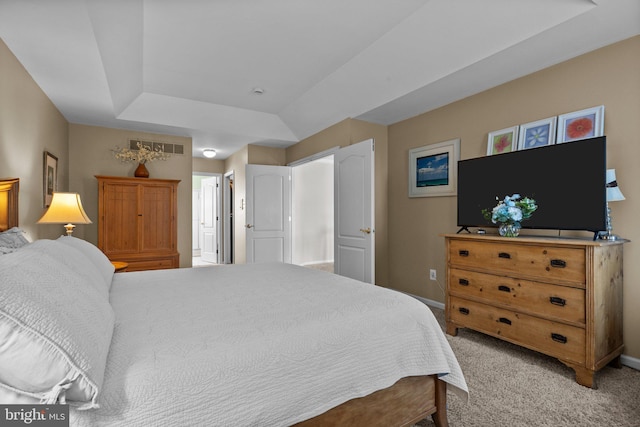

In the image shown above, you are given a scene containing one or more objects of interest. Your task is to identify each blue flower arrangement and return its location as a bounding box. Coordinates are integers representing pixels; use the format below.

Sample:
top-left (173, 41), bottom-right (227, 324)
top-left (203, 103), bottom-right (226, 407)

top-left (482, 194), bottom-right (537, 235)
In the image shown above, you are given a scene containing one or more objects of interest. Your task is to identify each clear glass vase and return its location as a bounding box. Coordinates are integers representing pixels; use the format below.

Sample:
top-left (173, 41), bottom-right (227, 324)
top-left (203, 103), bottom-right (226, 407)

top-left (499, 222), bottom-right (521, 237)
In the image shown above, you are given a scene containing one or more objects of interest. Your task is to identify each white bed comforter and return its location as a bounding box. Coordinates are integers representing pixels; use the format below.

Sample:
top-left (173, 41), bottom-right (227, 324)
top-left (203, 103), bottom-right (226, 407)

top-left (71, 263), bottom-right (467, 427)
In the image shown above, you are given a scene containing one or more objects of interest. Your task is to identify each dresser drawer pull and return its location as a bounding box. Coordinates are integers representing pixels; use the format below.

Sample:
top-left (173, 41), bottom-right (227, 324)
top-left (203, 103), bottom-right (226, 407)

top-left (549, 296), bottom-right (566, 306)
top-left (498, 285), bottom-right (511, 293)
top-left (458, 278), bottom-right (469, 286)
top-left (550, 259), bottom-right (566, 268)
top-left (498, 252), bottom-right (511, 259)
top-left (498, 317), bottom-right (512, 325)
top-left (459, 250), bottom-right (469, 257)
top-left (551, 333), bottom-right (568, 344)
top-left (459, 307), bottom-right (470, 315)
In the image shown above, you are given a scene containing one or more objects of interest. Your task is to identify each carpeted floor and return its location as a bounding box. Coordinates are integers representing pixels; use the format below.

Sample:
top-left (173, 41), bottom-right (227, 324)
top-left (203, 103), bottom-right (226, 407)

top-left (416, 307), bottom-right (640, 427)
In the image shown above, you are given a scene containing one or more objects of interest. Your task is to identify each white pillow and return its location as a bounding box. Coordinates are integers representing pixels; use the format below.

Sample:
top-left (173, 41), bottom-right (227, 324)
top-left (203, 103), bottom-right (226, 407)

top-left (23, 239), bottom-right (110, 300)
top-left (0, 227), bottom-right (30, 254)
top-left (57, 236), bottom-right (115, 292)
top-left (0, 240), bottom-right (115, 409)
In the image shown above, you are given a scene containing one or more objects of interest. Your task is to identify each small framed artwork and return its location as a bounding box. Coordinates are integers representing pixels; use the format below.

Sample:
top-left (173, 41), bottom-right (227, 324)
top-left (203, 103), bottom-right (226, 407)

top-left (43, 151), bottom-right (58, 207)
top-left (557, 105), bottom-right (604, 143)
top-left (518, 117), bottom-right (557, 150)
top-left (487, 126), bottom-right (518, 155)
top-left (408, 138), bottom-right (460, 198)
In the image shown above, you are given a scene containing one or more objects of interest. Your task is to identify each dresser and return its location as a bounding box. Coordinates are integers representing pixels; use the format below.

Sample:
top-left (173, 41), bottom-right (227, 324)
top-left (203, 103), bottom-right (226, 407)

top-left (97, 176), bottom-right (180, 271)
top-left (444, 233), bottom-right (625, 388)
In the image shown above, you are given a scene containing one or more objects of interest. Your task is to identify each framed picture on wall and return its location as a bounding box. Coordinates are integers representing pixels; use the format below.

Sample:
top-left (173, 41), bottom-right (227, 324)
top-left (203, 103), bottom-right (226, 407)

top-left (43, 151), bottom-right (58, 207)
top-left (518, 117), bottom-right (557, 150)
top-left (557, 105), bottom-right (605, 143)
top-left (408, 138), bottom-right (460, 198)
top-left (487, 126), bottom-right (518, 155)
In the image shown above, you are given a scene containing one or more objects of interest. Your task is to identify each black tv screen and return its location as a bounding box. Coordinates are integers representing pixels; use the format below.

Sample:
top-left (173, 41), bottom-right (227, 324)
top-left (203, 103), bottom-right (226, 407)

top-left (457, 136), bottom-right (607, 233)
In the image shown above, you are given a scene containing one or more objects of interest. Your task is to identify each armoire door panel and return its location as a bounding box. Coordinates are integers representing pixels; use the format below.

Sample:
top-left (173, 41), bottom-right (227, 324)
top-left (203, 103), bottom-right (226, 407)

top-left (103, 183), bottom-right (139, 254)
top-left (141, 185), bottom-right (174, 252)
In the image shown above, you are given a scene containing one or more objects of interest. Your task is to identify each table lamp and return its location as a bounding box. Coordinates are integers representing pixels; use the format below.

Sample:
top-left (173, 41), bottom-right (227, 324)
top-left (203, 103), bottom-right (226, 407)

top-left (37, 192), bottom-right (92, 236)
top-left (601, 169), bottom-right (625, 240)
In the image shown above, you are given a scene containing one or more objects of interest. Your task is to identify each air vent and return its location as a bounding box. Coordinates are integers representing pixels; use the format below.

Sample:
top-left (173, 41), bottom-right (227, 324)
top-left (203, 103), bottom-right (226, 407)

top-left (128, 139), bottom-right (184, 155)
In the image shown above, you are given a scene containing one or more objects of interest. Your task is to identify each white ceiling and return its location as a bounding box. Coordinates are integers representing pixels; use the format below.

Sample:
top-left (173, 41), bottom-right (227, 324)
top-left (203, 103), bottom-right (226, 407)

top-left (1, 0), bottom-right (638, 159)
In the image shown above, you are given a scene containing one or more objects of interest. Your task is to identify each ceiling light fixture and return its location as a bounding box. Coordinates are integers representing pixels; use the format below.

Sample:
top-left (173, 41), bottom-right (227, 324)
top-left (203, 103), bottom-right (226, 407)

top-left (202, 148), bottom-right (217, 158)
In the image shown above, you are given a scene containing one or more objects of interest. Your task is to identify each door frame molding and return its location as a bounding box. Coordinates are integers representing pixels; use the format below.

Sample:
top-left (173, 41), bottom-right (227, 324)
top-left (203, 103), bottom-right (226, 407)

top-left (223, 171), bottom-right (234, 264)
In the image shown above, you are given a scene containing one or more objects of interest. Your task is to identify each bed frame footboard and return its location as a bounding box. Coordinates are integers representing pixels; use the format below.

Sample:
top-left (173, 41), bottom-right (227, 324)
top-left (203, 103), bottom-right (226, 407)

top-left (293, 374), bottom-right (448, 427)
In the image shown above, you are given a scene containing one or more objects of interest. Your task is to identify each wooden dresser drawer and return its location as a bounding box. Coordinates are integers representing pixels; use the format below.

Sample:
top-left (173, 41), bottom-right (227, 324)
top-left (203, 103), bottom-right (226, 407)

top-left (449, 239), bottom-right (585, 284)
top-left (109, 253), bottom-right (179, 272)
top-left (449, 268), bottom-right (586, 325)
top-left (126, 258), bottom-right (177, 271)
top-left (449, 296), bottom-right (585, 364)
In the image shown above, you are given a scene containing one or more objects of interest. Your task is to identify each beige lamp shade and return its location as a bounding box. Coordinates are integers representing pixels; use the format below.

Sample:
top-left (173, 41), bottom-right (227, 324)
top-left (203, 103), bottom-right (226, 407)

top-left (37, 192), bottom-right (92, 235)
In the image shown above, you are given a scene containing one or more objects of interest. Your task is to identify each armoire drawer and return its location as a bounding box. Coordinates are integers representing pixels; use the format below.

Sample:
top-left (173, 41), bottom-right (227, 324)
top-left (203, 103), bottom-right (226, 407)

top-left (449, 239), bottom-right (585, 284)
top-left (449, 268), bottom-right (586, 325)
top-left (449, 296), bottom-right (586, 365)
top-left (109, 255), bottom-right (179, 272)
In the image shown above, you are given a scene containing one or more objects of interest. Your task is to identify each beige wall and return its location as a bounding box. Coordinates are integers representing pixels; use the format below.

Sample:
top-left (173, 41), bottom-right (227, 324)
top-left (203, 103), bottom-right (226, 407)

top-left (285, 118), bottom-right (390, 287)
top-left (388, 36), bottom-right (640, 359)
top-left (248, 144), bottom-right (286, 166)
top-left (193, 157), bottom-right (225, 175)
top-left (68, 124), bottom-right (193, 267)
top-left (0, 38), bottom-right (69, 241)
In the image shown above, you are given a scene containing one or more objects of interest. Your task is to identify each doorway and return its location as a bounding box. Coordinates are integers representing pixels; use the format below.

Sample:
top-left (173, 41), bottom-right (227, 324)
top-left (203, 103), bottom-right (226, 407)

top-left (192, 173), bottom-right (222, 267)
top-left (292, 155), bottom-right (334, 272)
top-left (223, 171), bottom-right (234, 264)
top-left (245, 139), bottom-right (374, 283)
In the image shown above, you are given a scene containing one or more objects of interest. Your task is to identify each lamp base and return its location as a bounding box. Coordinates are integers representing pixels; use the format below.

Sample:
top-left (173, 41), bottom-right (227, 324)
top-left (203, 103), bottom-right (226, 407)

top-left (600, 234), bottom-right (620, 241)
top-left (64, 223), bottom-right (76, 236)
top-left (598, 231), bottom-right (621, 241)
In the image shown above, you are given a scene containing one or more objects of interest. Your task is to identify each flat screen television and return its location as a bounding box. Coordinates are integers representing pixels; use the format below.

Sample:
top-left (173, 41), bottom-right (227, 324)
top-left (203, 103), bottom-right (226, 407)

top-left (457, 136), bottom-right (607, 236)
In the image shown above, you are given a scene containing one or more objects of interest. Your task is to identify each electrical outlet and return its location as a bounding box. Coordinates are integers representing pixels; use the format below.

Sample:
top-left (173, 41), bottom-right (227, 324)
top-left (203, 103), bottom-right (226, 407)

top-left (429, 269), bottom-right (437, 281)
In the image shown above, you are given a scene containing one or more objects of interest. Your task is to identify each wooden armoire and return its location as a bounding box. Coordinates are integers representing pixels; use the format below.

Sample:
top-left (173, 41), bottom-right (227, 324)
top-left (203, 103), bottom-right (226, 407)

top-left (96, 175), bottom-right (180, 271)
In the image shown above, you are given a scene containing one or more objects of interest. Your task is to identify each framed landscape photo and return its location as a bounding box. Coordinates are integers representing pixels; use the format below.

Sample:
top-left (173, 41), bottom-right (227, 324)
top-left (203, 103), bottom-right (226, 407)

top-left (408, 138), bottom-right (460, 198)
top-left (518, 117), bottom-right (557, 150)
top-left (43, 151), bottom-right (58, 207)
top-left (557, 105), bottom-right (604, 143)
top-left (487, 126), bottom-right (518, 155)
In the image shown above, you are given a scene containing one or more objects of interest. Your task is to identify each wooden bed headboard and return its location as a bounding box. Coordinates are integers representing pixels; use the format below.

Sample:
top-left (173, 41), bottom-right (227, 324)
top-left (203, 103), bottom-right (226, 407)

top-left (0, 178), bottom-right (19, 232)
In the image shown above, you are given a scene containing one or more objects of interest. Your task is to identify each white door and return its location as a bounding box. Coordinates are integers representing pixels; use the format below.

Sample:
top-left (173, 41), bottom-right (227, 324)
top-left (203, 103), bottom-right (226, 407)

top-left (246, 165), bottom-right (292, 263)
top-left (192, 189), bottom-right (201, 252)
top-left (334, 139), bottom-right (375, 284)
top-left (201, 176), bottom-right (220, 263)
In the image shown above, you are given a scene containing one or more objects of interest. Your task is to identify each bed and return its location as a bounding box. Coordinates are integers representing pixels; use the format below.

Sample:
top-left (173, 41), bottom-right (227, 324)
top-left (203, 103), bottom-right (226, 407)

top-left (0, 178), bottom-right (467, 426)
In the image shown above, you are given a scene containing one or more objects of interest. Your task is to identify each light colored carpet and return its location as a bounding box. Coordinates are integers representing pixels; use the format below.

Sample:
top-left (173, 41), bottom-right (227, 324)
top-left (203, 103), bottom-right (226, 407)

top-left (416, 307), bottom-right (640, 427)
top-left (303, 262), bottom-right (334, 273)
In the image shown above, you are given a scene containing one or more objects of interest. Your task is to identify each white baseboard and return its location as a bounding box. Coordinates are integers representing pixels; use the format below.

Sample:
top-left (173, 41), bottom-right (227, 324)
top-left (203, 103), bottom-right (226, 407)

top-left (300, 260), bottom-right (333, 266)
top-left (403, 292), bottom-right (444, 310)
top-left (621, 354), bottom-right (640, 371)
top-left (403, 292), bottom-right (640, 372)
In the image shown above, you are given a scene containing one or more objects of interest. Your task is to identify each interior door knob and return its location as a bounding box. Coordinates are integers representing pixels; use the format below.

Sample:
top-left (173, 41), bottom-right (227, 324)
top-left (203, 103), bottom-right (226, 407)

top-left (246, 224), bottom-right (253, 228)
top-left (359, 227), bottom-right (371, 234)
